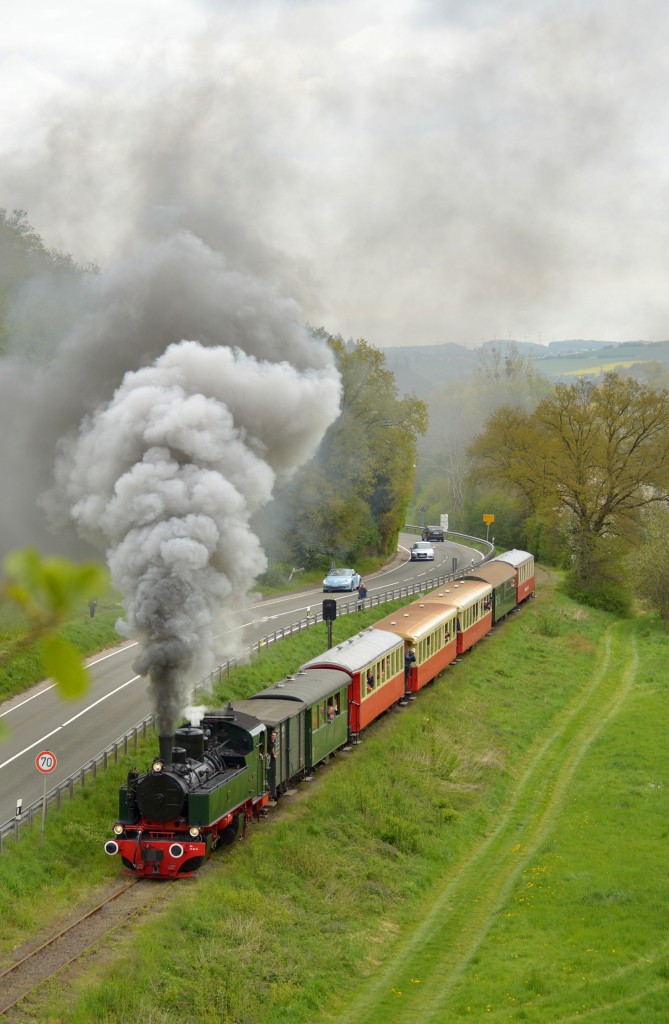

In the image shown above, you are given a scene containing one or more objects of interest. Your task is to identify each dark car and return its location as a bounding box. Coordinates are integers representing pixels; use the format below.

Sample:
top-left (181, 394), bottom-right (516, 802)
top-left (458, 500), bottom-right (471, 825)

top-left (422, 525), bottom-right (445, 541)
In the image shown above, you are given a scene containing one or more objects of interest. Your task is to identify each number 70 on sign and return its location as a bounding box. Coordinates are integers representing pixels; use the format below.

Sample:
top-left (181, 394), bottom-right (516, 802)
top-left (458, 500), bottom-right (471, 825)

top-left (35, 750), bottom-right (57, 773)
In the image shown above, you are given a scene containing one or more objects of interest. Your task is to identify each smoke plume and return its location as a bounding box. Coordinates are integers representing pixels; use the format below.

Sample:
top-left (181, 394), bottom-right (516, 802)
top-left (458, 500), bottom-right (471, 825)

top-left (1, 231), bottom-right (341, 735)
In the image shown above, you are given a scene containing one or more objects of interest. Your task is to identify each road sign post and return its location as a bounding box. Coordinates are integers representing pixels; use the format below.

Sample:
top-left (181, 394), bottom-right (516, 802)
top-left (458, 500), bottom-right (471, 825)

top-left (35, 750), bottom-right (57, 848)
top-left (483, 513), bottom-right (495, 542)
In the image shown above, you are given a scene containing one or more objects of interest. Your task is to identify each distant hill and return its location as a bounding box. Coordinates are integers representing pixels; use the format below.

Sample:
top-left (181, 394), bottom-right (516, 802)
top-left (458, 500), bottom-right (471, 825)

top-left (530, 339), bottom-right (669, 379)
top-left (382, 338), bottom-right (669, 395)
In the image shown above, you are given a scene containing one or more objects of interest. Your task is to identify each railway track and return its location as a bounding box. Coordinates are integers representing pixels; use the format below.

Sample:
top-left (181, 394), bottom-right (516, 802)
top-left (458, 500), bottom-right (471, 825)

top-left (0, 879), bottom-right (169, 1020)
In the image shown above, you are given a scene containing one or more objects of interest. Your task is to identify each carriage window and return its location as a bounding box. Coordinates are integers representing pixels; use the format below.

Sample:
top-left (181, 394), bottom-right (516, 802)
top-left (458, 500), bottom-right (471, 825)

top-left (312, 706), bottom-right (319, 729)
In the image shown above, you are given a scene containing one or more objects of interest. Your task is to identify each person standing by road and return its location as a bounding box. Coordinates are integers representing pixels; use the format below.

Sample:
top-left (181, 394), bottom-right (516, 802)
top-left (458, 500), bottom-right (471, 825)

top-left (357, 580), bottom-right (367, 610)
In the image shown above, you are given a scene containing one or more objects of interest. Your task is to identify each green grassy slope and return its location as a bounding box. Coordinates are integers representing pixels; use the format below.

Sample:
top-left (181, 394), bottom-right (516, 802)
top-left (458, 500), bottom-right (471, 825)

top-left (1, 578), bottom-right (667, 1023)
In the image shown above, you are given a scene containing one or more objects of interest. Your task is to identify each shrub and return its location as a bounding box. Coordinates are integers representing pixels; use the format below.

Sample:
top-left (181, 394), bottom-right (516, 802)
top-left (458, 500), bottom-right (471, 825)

top-left (561, 574), bottom-right (633, 616)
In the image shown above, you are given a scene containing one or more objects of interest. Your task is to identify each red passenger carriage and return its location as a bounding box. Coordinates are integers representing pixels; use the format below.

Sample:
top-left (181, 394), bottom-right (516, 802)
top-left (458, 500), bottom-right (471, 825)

top-left (491, 549), bottom-right (535, 603)
top-left (301, 628), bottom-right (405, 739)
top-left (374, 601), bottom-right (458, 694)
top-left (420, 578), bottom-right (493, 654)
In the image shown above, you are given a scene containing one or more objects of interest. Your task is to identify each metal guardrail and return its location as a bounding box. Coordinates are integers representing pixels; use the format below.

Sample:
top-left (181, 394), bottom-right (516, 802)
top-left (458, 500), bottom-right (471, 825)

top-left (0, 716), bottom-right (156, 853)
top-left (0, 531), bottom-right (493, 851)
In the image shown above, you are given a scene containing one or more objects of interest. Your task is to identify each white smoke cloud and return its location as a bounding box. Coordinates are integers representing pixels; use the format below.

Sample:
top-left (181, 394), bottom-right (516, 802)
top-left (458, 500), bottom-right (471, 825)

top-left (1, 231), bottom-right (341, 735)
top-left (0, 231), bottom-right (338, 552)
top-left (52, 338), bottom-right (340, 734)
top-left (3, 0), bottom-right (669, 346)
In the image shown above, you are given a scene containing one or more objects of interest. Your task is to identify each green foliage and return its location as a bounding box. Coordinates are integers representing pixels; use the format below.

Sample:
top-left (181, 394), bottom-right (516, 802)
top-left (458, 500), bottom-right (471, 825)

top-left (533, 606), bottom-right (573, 636)
top-left (413, 351), bottom-right (551, 525)
top-left (280, 335), bottom-right (428, 568)
top-left (521, 512), bottom-right (566, 567)
top-left (0, 594), bottom-right (124, 703)
top-left (469, 373), bottom-right (669, 583)
top-left (562, 573), bottom-right (634, 616)
top-left (459, 487), bottom-right (526, 548)
top-left (1, 548), bottom-right (108, 699)
top-left (625, 506), bottom-right (669, 629)
top-left (8, 585), bottom-right (669, 1024)
top-left (0, 208), bottom-right (92, 357)
top-left (40, 632), bottom-right (89, 699)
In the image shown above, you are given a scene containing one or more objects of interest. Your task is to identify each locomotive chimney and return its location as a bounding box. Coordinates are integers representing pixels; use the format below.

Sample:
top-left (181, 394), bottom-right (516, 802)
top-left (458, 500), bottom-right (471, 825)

top-left (159, 735), bottom-right (175, 766)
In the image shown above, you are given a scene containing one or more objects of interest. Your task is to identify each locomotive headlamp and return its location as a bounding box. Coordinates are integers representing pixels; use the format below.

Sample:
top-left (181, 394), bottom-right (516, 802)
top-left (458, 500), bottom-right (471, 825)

top-left (153, 760), bottom-right (164, 773)
top-left (113, 823), bottom-right (124, 836)
top-left (189, 827), bottom-right (201, 838)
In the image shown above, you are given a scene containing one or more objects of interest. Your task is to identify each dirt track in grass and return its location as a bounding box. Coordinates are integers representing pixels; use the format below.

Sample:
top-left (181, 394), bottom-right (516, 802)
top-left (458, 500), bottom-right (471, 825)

top-left (339, 622), bottom-right (639, 1023)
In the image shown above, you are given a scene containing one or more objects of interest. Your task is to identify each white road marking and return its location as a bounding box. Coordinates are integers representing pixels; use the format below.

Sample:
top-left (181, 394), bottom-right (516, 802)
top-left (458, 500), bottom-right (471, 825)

top-left (1, 642), bottom-right (139, 718)
top-left (0, 675), bottom-right (140, 770)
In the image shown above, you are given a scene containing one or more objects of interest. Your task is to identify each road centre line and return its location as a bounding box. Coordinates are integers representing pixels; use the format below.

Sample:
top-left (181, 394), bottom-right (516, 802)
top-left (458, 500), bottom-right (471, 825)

top-left (1, 643), bottom-right (140, 718)
top-left (0, 675), bottom-right (141, 771)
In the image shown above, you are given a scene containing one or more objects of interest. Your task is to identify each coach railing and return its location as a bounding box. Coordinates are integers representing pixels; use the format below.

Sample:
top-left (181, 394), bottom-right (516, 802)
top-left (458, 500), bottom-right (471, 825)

top-left (0, 530), bottom-right (493, 849)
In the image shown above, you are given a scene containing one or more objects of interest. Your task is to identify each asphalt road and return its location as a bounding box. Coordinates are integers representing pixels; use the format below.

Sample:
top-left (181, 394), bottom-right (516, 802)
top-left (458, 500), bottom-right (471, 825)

top-left (0, 533), bottom-right (480, 825)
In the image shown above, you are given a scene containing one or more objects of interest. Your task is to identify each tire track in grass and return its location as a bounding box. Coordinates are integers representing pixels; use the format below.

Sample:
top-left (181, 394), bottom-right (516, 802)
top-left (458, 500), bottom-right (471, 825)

top-left (339, 626), bottom-right (639, 1024)
top-left (548, 941), bottom-right (669, 1023)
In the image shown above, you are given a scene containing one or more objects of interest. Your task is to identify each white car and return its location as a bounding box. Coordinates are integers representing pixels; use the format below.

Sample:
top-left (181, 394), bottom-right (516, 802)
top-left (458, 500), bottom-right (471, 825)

top-left (322, 567), bottom-right (362, 592)
top-left (410, 541), bottom-right (435, 561)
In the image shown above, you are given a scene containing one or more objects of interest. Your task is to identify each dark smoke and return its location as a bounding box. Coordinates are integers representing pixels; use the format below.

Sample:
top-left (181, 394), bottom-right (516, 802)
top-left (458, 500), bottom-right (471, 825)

top-left (1, 231), bottom-right (341, 735)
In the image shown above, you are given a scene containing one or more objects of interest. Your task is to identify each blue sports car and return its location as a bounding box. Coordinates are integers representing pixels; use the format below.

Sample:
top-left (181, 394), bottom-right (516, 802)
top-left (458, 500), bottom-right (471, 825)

top-left (323, 567), bottom-right (362, 592)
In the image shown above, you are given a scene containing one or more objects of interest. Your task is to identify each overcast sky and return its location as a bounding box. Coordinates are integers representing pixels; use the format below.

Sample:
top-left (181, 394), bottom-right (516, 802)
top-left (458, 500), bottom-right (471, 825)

top-left (2, 0), bottom-right (668, 348)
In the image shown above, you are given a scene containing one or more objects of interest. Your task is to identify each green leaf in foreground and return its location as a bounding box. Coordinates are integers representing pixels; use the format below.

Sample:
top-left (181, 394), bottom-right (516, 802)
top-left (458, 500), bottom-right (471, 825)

top-left (4, 548), bottom-right (107, 621)
top-left (39, 633), bottom-right (89, 699)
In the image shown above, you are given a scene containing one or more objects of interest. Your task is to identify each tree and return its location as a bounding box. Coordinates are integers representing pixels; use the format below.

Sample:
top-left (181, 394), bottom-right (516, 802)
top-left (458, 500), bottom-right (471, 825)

top-left (469, 373), bottom-right (669, 584)
top-left (279, 336), bottom-right (428, 567)
top-left (414, 357), bottom-right (550, 527)
top-left (626, 507), bottom-right (669, 629)
top-left (475, 341), bottom-right (537, 385)
top-left (0, 208), bottom-right (93, 358)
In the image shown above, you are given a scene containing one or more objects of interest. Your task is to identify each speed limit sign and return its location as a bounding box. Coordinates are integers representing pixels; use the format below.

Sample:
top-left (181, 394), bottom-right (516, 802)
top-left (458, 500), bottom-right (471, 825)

top-left (35, 750), bottom-right (57, 774)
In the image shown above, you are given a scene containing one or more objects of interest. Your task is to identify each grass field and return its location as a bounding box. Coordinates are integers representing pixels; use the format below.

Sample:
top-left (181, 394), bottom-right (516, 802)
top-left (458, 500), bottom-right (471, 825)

top-left (1, 575), bottom-right (668, 1023)
top-left (562, 360), bottom-right (650, 376)
top-left (0, 592), bottom-right (126, 704)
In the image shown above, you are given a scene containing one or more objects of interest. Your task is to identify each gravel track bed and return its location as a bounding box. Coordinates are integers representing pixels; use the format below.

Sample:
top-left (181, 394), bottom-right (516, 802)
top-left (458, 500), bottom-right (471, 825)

top-left (0, 879), bottom-right (173, 1021)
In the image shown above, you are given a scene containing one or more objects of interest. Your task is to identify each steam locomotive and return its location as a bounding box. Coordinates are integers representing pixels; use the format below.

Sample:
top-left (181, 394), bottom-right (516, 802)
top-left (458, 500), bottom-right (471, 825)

top-left (104, 549), bottom-right (534, 878)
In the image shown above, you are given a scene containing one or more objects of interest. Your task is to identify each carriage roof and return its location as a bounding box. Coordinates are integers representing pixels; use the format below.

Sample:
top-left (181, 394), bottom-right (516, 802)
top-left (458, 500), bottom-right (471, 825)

top-left (492, 549), bottom-right (533, 569)
top-left (374, 601), bottom-right (456, 643)
top-left (301, 627), bottom-right (402, 673)
top-left (465, 561), bottom-right (516, 587)
top-left (250, 668), bottom-right (350, 703)
top-left (419, 578), bottom-right (492, 611)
